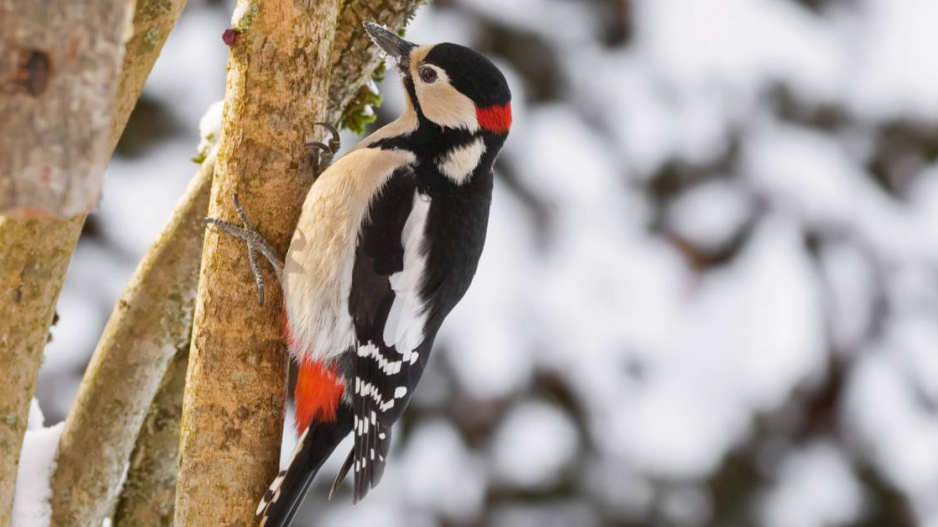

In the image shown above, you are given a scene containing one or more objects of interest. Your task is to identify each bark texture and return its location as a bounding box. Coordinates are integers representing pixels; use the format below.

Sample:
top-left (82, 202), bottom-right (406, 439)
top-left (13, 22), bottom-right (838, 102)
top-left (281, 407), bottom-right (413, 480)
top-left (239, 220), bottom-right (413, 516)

top-left (111, 0), bottom-right (190, 150)
top-left (0, 0), bottom-right (130, 217)
top-left (173, 1), bottom-right (341, 525)
top-left (112, 348), bottom-right (190, 527)
top-left (326, 0), bottom-right (424, 125)
top-left (0, 0), bottom-right (186, 522)
top-left (0, 217), bottom-right (82, 527)
top-left (48, 154), bottom-right (213, 527)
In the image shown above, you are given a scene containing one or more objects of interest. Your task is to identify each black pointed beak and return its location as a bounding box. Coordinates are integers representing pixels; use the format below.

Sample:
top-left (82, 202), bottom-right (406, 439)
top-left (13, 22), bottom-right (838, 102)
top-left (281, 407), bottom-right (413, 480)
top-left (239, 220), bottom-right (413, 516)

top-left (363, 21), bottom-right (416, 71)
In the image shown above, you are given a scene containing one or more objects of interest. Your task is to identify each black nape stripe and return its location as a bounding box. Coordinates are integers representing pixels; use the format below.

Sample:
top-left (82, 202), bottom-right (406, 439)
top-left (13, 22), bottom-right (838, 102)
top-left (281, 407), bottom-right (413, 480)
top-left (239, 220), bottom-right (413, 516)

top-left (404, 76), bottom-right (423, 119)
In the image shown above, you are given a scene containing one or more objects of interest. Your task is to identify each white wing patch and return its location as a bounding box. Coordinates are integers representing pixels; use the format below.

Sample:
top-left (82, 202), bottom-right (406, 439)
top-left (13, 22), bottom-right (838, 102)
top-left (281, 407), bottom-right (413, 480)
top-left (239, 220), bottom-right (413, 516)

top-left (383, 191), bottom-right (431, 361)
top-left (436, 137), bottom-right (486, 185)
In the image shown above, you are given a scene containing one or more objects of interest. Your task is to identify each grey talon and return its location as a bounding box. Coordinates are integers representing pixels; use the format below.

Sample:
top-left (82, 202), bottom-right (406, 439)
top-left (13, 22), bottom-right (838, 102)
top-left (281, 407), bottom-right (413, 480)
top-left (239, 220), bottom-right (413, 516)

top-left (203, 194), bottom-right (285, 306)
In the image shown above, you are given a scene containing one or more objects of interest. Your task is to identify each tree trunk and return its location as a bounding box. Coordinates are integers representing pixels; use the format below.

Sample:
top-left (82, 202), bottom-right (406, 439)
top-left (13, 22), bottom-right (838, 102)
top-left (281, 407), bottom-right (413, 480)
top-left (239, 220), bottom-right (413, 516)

top-left (0, 217), bottom-right (81, 527)
top-left (48, 151), bottom-right (213, 527)
top-left (111, 348), bottom-right (190, 527)
top-left (0, 0), bottom-right (187, 524)
top-left (174, 1), bottom-right (433, 522)
top-left (0, 0), bottom-right (129, 218)
top-left (0, 0), bottom-right (132, 514)
top-left (172, 0), bottom-right (342, 524)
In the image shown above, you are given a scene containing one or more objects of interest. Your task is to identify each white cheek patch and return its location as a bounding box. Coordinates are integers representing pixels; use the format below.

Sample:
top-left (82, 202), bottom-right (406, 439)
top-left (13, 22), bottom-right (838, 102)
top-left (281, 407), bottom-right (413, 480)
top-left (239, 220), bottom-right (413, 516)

top-left (413, 64), bottom-right (480, 132)
top-left (436, 138), bottom-right (486, 185)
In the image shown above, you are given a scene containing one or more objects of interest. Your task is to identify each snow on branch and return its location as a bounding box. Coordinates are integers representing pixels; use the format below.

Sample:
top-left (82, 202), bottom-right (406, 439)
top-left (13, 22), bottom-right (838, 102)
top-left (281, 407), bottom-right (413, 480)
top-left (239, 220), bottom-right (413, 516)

top-left (11, 400), bottom-right (63, 527)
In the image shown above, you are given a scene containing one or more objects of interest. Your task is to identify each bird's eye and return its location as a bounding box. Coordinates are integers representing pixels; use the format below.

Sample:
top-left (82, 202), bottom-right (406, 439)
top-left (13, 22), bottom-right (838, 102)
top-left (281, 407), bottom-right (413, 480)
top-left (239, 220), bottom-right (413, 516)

top-left (419, 66), bottom-right (438, 84)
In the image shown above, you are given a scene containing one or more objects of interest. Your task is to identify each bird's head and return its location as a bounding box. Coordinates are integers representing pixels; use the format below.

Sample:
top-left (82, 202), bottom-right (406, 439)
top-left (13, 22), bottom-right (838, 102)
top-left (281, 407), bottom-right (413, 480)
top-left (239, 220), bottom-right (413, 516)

top-left (364, 22), bottom-right (512, 136)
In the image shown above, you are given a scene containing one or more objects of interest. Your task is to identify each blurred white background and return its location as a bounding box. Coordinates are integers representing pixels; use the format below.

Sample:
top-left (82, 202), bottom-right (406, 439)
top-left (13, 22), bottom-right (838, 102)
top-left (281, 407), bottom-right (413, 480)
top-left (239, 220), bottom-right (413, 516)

top-left (35, 0), bottom-right (938, 525)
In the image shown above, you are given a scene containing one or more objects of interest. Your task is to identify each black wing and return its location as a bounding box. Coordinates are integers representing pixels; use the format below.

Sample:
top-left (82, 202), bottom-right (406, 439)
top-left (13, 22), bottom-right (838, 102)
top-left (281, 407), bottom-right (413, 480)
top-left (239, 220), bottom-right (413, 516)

top-left (341, 165), bottom-right (434, 501)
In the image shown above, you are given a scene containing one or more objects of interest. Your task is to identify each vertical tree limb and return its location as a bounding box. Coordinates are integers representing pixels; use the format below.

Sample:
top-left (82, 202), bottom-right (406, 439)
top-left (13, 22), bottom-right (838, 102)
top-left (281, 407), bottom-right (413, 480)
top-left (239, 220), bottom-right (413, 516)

top-left (49, 152), bottom-right (213, 527)
top-left (0, 217), bottom-right (81, 527)
top-left (173, 1), bottom-right (341, 524)
top-left (110, 0), bottom-right (190, 150)
top-left (0, 0), bottom-right (186, 523)
top-left (0, 0), bottom-right (130, 217)
top-left (75, 0), bottom-right (419, 527)
top-left (112, 348), bottom-right (190, 527)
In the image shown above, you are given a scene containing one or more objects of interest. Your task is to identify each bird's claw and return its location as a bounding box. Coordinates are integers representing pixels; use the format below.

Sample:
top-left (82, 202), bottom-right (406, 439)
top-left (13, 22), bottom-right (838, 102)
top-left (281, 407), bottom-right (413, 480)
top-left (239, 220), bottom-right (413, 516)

top-left (306, 122), bottom-right (341, 175)
top-left (315, 122), bottom-right (341, 153)
top-left (204, 193), bottom-right (284, 307)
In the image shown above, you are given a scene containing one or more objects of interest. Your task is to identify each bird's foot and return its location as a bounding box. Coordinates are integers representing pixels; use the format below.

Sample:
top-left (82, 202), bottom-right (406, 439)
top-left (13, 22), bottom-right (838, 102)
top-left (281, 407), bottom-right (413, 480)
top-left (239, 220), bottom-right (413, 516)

top-left (306, 122), bottom-right (341, 175)
top-left (204, 193), bottom-right (284, 306)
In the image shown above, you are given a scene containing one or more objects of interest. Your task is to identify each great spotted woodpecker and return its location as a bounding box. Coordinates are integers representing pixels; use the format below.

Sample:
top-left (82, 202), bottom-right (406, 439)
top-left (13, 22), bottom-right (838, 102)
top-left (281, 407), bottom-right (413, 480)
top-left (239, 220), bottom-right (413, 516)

top-left (205, 21), bottom-right (511, 527)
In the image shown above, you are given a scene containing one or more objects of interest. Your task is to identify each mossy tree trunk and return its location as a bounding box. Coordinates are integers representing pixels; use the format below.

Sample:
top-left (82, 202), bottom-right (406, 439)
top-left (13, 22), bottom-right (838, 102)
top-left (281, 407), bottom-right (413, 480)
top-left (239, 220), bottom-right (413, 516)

top-left (112, 348), bottom-right (190, 527)
top-left (0, 218), bottom-right (81, 527)
top-left (0, 0), bottom-right (186, 525)
top-left (172, 0), bottom-right (342, 524)
top-left (49, 150), bottom-right (212, 527)
top-left (0, 0), bottom-right (129, 519)
top-left (0, 0), bottom-right (127, 217)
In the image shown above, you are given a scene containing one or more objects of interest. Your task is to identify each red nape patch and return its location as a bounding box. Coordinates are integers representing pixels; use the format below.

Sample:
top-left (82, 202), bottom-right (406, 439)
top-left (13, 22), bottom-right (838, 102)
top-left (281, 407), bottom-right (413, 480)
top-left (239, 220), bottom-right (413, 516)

top-left (476, 103), bottom-right (512, 134)
top-left (295, 361), bottom-right (345, 433)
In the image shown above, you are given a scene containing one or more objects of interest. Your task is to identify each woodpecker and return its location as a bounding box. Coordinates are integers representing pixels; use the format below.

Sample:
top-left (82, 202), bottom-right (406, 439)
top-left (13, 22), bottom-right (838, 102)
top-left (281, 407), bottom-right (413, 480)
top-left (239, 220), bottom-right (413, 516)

top-left (205, 21), bottom-right (511, 527)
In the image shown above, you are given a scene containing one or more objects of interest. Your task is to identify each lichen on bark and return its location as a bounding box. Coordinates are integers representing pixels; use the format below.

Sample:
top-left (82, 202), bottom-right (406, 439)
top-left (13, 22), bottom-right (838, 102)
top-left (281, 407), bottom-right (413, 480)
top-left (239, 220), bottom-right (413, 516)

top-left (0, 217), bottom-right (81, 527)
top-left (112, 348), bottom-right (190, 527)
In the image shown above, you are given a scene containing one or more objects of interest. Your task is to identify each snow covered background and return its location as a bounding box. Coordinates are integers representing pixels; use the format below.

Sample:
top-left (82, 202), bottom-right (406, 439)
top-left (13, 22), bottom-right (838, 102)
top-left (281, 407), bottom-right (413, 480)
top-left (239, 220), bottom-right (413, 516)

top-left (28, 0), bottom-right (938, 525)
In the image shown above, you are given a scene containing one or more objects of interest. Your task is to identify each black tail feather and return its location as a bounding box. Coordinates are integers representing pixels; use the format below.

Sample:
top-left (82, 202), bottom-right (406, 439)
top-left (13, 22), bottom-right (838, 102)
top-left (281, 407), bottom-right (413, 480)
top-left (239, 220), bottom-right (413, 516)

top-left (258, 406), bottom-right (353, 527)
top-left (329, 450), bottom-right (354, 500)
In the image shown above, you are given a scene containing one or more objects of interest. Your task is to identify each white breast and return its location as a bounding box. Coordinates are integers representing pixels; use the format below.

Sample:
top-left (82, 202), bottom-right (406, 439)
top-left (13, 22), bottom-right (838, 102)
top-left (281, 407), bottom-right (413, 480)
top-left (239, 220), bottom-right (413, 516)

top-left (282, 148), bottom-right (416, 362)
